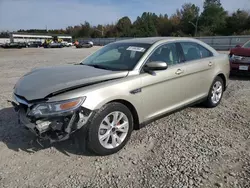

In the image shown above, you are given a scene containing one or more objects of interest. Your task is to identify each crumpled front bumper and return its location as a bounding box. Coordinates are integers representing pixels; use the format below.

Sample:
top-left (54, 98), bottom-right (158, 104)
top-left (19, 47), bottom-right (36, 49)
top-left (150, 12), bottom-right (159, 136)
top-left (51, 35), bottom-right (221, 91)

top-left (10, 95), bottom-right (92, 143)
top-left (18, 107), bottom-right (38, 134)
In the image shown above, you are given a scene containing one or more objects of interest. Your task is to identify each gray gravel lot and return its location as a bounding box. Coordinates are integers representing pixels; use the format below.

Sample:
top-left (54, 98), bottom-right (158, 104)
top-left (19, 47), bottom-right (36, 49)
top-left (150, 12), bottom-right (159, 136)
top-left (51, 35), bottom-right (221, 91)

top-left (0, 47), bottom-right (250, 188)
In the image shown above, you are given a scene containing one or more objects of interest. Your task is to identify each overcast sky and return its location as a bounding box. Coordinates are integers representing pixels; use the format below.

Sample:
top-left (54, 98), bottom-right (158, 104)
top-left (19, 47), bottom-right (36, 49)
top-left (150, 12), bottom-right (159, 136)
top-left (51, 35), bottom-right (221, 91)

top-left (0, 0), bottom-right (250, 31)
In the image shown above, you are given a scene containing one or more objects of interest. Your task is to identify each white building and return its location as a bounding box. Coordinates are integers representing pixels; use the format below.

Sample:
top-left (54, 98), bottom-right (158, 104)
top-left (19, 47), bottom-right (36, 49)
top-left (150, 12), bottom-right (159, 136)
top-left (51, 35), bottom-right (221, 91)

top-left (9, 33), bottom-right (72, 43)
top-left (0, 38), bottom-right (10, 44)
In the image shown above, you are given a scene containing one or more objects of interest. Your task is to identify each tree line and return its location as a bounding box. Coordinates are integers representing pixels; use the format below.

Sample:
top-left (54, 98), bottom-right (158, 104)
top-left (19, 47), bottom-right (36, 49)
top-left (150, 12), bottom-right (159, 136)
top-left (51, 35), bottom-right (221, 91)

top-left (1, 0), bottom-right (250, 39)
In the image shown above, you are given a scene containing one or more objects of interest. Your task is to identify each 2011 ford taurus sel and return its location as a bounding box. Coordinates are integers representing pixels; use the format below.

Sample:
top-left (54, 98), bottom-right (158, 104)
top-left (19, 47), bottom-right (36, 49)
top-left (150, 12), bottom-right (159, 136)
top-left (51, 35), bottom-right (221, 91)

top-left (11, 37), bottom-right (230, 155)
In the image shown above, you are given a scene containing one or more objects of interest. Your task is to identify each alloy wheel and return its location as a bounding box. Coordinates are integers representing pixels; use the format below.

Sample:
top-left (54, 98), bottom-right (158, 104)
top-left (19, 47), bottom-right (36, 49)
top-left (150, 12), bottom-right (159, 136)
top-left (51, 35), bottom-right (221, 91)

top-left (98, 111), bottom-right (129, 149)
top-left (211, 81), bottom-right (223, 104)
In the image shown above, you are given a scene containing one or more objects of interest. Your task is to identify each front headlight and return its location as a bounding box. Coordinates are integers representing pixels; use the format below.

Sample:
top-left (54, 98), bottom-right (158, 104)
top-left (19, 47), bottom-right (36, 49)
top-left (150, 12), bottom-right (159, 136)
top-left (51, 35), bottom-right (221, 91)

top-left (230, 54), bottom-right (243, 61)
top-left (28, 97), bottom-right (86, 117)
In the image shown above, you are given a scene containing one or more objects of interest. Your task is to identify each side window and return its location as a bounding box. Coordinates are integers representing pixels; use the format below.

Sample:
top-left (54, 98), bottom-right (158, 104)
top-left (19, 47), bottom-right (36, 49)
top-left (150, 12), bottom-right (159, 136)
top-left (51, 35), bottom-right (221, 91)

top-left (180, 42), bottom-right (213, 61)
top-left (198, 44), bottom-right (213, 58)
top-left (148, 43), bottom-right (180, 66)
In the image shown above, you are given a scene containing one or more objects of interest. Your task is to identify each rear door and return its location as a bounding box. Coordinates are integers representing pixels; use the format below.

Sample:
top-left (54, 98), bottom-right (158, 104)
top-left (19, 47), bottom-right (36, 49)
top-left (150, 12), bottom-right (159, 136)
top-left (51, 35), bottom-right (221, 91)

top-left (177, 42), bottom-right (215, 103)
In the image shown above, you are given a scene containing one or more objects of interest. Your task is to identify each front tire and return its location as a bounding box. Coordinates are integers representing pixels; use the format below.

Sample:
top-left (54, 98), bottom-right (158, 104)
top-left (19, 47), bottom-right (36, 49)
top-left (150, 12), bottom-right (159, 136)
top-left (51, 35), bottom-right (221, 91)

top-left (78, 102), bottom-right (134, 155)
top-left (204, 76), bottom-right (224, 108)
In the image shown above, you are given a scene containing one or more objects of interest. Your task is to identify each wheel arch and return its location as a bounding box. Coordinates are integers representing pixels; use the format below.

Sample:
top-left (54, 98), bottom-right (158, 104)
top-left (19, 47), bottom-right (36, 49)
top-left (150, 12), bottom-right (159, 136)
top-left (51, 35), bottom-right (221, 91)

top-left (107, 99), bottom-right (140, 130)
top-left (216, 73), bottom-right (227, 91)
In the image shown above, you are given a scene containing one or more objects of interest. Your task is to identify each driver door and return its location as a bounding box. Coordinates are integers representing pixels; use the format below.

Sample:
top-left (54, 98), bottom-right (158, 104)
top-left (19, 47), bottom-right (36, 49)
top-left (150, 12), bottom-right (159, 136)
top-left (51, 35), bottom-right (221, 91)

top-left (140, 42), bottom-right (188, 121)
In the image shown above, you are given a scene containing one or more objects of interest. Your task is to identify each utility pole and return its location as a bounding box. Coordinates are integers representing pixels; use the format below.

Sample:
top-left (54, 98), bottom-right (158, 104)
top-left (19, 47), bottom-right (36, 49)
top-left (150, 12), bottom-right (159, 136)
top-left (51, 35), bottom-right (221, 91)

top-left (189, 9), bottom-right (199, 37)
top-left (189, 20), bottom-right (198, 37)
top-left (95, 26), bottom-right (104, 37)
top-left (195, 15), bottom-right (198, 37)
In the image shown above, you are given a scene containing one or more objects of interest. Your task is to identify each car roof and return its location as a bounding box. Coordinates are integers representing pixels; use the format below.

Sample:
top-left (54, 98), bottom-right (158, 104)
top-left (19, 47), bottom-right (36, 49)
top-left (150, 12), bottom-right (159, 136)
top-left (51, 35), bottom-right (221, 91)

top-left (114, 37), bottom-right (199, 44)
top-left (113, 37), bottom-right (219, 56)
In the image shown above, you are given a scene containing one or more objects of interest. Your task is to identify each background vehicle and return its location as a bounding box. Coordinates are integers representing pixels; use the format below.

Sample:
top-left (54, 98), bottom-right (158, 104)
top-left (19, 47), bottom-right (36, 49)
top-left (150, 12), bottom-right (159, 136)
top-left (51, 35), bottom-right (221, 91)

top-left (229, 40), bottom-right (250, 75)
top-left (49, 42), bottom-right (64, 48)
top-left (18, 42), bottom-right (28, 48)
top-left (75, 41), bottom-right (93, 48)
top-left (12, 37), bottom-right (229, 156)
top-left (61, 41), bottom-right (73, 47)
top-left (28, 41), bottom-right (42, 48)
top-left (1, 42), bottom-right (26, 49)
top-left (43, 37), bottom-right (64, 48)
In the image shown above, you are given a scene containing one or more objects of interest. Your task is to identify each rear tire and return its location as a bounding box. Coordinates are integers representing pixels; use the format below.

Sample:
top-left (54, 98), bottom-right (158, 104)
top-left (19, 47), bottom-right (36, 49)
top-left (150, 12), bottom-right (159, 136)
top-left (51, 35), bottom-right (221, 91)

top-left (204, 76), bottom-right (224, 108)
top-left (77, 102), bottom-right (134, 156)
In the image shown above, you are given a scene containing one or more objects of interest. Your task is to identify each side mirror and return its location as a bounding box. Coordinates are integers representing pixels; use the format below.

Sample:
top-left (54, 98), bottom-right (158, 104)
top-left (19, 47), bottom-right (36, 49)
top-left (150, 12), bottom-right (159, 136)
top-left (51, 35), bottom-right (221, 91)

top-left (144, 61), bottom-right (168, 72)
top-left (235, 44), bottom-right (241, 48)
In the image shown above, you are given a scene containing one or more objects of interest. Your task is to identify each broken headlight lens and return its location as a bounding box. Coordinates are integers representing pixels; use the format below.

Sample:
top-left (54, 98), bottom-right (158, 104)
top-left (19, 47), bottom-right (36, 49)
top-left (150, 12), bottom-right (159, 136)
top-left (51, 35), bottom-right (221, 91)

top-left (28, 97), bottom-right (86, 117)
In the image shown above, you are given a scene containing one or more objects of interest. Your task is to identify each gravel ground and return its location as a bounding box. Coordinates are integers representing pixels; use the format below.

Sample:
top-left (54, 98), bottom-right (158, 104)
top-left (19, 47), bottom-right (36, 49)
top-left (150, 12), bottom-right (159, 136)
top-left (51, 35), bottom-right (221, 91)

top-left (0, 47), bottom-right (250, 188)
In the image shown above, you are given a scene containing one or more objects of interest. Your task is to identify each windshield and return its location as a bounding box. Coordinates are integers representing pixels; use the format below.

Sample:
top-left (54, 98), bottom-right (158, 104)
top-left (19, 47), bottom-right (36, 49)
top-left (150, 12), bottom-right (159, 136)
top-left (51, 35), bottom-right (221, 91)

top-left (81, 42), bottom-right (150, 71)
top-left (243, 40), bottom-right (250, 48)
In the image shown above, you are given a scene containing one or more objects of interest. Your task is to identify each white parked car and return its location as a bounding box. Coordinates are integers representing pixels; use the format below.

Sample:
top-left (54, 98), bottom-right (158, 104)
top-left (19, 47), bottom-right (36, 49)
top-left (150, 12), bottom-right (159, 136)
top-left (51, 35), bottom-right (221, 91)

top-left (61, 41), bottom-right (73, 47)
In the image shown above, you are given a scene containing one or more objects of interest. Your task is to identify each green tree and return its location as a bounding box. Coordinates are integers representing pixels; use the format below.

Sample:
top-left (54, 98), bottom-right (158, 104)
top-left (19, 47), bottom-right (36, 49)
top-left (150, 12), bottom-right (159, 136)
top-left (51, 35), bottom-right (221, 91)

top-left (91, 25), bottom-right (104, 38)
top-left (104, 24), bottom-right (118, 38)
top-left (133, 12), bottom-right (158, 37)
top-left (0, 31), bottom-right (9, 38)
top-left (169, 9), bottom-right (182, 36)
top-left (225, 9), bottom-right (250, 35)
top-left (179, 3), bottom-right (200, 36)
top-left (204, 0), bottom-right (221, 7)
top-left (76, 21), bottom-right (91, 38)
top-left (157, 14), bottom-right (172, 36)
top-left (199, 0), bottom-right (228, 35)
top-left (116, 17), bottom-right (132, 37)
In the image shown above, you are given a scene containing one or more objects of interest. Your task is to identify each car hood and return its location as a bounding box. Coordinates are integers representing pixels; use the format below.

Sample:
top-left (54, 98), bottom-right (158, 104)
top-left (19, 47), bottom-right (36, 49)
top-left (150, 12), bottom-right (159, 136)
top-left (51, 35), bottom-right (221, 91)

top-left (230, 47), bottom-right (250, 57)
top-left (14, 64), bottom-right (128, 101)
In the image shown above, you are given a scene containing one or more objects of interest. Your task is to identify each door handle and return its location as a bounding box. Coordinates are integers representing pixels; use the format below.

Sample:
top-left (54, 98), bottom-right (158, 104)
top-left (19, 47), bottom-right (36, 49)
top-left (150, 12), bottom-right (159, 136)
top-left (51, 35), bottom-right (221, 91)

top-left (208, 62), bottom-right (213, 66)
top-left (175, 69), bottom-right (184, 75)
